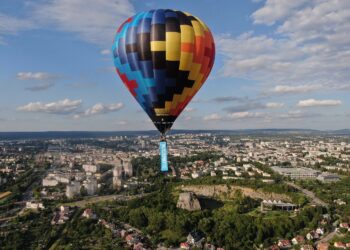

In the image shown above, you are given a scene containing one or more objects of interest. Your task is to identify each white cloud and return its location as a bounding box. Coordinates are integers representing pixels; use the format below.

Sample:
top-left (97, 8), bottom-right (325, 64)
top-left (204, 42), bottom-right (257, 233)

top-left (17, 72), bottom-right (55, 80)
top-left (0, 13), bottom-right (34, 43)
top-left (297, 99), bottom-right (342, 108)
top-left (75, 102), bottom-right (124, 118)
top-left (203, 113), bottom-right (222, 121)
top-left (17, 99), bottom-right (82, 114)
top-left (265, 102), bottom-right (284, 108)
top-left (228, 112), bottom-right (263, 119)
top-left (252, 0), bottom-right (308, 25)
top-left (270, 84), bottom-right (322, 94)
top-left (100, 49), bottom-right (110, 55)
top-left (184, 107), bottom-right (196, 112)
top-left (33, 0), bottom-right (134, 45)
top-left (218, 0), bottom-right (350, 94)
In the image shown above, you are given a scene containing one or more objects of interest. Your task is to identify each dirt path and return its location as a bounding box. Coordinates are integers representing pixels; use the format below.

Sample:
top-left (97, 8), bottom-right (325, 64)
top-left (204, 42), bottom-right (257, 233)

top-left (286, 182), bottom-right (328, 207)
top-left (60, 193), bottom-right (150, 207)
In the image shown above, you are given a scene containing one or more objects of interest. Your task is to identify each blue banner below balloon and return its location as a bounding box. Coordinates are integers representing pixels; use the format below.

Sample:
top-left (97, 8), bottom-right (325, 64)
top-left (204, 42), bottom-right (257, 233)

top-left (160, 141), bottom-right (168, 172)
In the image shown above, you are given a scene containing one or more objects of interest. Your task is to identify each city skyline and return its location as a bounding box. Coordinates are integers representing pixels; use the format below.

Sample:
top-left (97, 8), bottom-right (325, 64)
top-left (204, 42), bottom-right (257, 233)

top-left (1, 0), bottom-right (349, 131)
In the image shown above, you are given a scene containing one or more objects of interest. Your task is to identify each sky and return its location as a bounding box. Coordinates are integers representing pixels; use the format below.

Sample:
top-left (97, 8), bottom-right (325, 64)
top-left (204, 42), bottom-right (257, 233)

top-left (0, 0), bottom-right (349, 132)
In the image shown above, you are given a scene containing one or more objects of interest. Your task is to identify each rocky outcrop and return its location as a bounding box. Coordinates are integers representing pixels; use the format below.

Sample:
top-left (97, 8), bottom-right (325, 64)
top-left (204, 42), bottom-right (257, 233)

top-left (177, 192), bottom-right (201, 211)
top-left (179, 185), bottom-right (291, 202)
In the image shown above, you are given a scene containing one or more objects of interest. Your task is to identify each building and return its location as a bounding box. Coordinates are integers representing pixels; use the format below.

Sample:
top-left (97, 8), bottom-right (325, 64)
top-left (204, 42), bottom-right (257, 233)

top-left (66, 181), bottom-right (80, 199)
top-left (317, 242), bottom-right (329, 250)
top-left (187, 231), bottom-right (205, 248)
top-left (83, 164), bottom-right (99, 173)
top-left (272, 166), bottom-right (320, 179)
top-left (42, 177), bottom-right (58, 187)
top-left (113, 166), bottom-right (123, 190)
top-left (26, 201), bottom-right (45, 210)
top-left (306, 231), bottom-right (320, 241)
top-left (292, 235), bottom-right (305, 245)
top-left (123, 159), bottom-right (133, 177)
top-left (278, 239), bottom-right (292, 249)
top-left (261, 200), bottom-right (298, 212)
top-left (316, 173), bottom-right (340, 182)
top-left (334, 242), bottom-right (346, 249)
top-left (84, 177), bottom-right (97, 195)
top-left (301, 245), bottom-right (314, 250)
top-left (113, 165), bottom-right (123, 178)
top-left (82, 208), bottom-right (97, 219)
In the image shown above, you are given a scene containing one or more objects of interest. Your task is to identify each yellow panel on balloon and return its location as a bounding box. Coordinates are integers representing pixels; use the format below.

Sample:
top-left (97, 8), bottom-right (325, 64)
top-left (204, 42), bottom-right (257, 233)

top-left (166, 32), bottom-right (181, 61)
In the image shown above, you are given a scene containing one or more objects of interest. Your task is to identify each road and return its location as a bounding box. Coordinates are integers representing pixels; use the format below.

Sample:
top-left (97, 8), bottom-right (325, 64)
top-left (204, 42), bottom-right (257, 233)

top-left (286, 181), bottom-right (328, 207)
top-left (315, 230), bottom-right (337, 246)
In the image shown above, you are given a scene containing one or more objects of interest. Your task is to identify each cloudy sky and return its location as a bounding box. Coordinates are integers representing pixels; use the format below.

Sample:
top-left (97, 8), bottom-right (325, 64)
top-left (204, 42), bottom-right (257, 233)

top-left (1, 0), bottom-right (349, 131)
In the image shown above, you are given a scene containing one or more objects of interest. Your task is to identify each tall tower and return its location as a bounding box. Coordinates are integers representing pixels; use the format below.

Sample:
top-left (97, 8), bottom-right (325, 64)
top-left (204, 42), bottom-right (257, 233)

top-left (123, 159), bottom-right (133, 177)
top-left (113, 164), bottom-right (123, 190)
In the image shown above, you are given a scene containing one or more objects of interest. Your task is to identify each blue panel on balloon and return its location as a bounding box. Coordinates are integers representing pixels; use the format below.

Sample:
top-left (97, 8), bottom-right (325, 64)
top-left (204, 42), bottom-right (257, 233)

top-left (159, 141), bottom-right (168, 172)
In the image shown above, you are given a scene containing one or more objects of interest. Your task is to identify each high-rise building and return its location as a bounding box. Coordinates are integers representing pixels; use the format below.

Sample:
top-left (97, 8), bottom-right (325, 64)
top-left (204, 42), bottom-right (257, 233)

top-left (84, 177), bottom-right (97, 195)
top-left (113, 165), bottom-right (123, 190)
top-left (123, 159), bottom-right (133, 177)
top-left (66, 181), bottom-right (80, 199)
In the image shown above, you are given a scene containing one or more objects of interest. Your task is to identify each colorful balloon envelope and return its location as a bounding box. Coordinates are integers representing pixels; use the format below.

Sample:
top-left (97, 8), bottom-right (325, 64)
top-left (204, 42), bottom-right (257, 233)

top-left (112, 9), bottom-right (215, 134)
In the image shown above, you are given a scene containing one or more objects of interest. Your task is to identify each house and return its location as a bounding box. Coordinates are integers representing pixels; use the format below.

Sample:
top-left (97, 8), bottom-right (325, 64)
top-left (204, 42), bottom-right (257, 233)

top-left (269, 244), bottom-right (280, 250)
top-left (278, 239), bottom-right (292, 249)
top-left (120, 229), bottom-right (127, 238)
top-left (306, 231), bottom-right (320, 241)
top-left (125, 234), bottom-right (142, 246)
top-left (26, 201), bottom-right (45, 210)
top-left (82, 208), bottom-right (97, 219)
top-left (204, 243), bottom-right (216, 250)
top-left (51, 206), bottom-right (72, 225)
top-left (301, 245), bottom-right (314, 250)
top-left (60, 205), bottom-right (70, 213)
top-left (316, 228), bottom-right (324, 235)
top-left (125, 234), bottom-right (134, 245)
top-left (180, 242), bottom-right (190, 250)
top-left (339, 223), bottom-right (349, 229)
top-left (292, 235), bottom-right (305, 245)
top-left (50, 212), bottom-right (60, 225)
top-left (187, 231), bottom-right (205, 247)
top-left (133, 242), bottom-right (145, 250)
top-left (333, 242), bottom-right (346, 249)
top-left (316, 242), bottom-right (329, 250)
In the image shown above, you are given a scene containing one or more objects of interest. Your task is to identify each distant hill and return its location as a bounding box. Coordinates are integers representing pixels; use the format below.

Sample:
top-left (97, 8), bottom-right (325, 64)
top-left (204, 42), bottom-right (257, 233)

top-left (0, 129), bottom-right (349, 140)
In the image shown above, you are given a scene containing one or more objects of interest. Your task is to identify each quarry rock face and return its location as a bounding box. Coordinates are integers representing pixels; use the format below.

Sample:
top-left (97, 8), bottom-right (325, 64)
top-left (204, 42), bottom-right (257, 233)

top-left (177, 192), bottom-right (201, 211)
top-left (179, 184), bottom-right (292, 202)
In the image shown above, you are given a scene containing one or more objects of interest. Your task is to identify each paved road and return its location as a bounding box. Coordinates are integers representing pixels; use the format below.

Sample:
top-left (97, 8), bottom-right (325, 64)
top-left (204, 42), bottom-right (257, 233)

top-left (286, 182), bottom-right (328, 207)
top-left (315, 230), bottom-right (337, 246)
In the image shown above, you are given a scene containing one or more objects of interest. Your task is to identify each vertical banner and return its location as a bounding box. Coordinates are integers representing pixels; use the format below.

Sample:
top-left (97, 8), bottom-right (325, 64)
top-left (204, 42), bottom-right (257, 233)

top-left (159, 141), bottom-right (168, 172)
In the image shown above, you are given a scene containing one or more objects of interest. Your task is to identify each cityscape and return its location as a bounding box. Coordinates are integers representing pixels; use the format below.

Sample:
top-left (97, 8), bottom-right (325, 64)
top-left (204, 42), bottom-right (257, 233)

top-left (1, 0), bottom-right (350, 249)
top-left (0, 130), bottom-right (349, 249)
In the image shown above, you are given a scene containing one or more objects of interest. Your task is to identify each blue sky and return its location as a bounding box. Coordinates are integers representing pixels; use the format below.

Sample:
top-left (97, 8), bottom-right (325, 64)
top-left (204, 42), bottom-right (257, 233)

top-left (0, 0), bottom-right (349, 131)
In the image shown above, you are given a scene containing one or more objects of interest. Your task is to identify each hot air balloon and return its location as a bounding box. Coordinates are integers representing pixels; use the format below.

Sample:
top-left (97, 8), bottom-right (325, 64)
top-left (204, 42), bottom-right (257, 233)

top-left (112, 9), bottom-right (215, 172)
